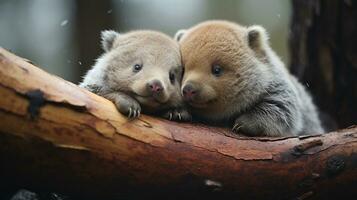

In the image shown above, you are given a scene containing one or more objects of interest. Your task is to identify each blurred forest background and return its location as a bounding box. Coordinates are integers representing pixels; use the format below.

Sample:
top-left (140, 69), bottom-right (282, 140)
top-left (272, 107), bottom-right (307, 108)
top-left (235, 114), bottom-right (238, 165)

top-left (0, 0), bottom-right (290, 83)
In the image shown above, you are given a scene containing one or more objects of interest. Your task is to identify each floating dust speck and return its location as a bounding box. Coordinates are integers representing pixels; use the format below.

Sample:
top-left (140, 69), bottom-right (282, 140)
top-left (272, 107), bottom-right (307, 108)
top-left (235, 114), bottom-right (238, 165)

top-left (60, 20), bottom-right (68, 27)
top-left (205, 179), bottom-right (222, 187)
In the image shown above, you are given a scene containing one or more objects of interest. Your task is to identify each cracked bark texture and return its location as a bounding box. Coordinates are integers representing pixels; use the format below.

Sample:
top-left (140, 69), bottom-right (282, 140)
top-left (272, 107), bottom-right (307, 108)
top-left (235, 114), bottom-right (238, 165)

top-left (0, 47), bottom-right (356, 199)
top-left (289, 0), bottom-right (357, 131)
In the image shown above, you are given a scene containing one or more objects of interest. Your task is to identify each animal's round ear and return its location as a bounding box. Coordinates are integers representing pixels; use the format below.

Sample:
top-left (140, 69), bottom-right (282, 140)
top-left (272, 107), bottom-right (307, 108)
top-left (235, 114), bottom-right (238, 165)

top-left (101, 30), bottom-right (120, 52)
top-left (247, 25), bottom-right (269, 51)
top-left (174, 29), bottom-right (187, 42)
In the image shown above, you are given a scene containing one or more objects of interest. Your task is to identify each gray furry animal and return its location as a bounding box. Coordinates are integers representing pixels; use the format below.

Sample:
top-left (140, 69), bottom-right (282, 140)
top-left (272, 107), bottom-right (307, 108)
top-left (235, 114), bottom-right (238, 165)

top-left (80, 30), bottom-right (191, 121)
top-left (175, 20), bottom-right (324, 136)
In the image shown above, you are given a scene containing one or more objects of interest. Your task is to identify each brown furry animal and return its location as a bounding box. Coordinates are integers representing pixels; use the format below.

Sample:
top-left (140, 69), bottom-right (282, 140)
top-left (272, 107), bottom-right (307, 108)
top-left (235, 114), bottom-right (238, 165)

top-left (80, 30), bottom-right (191, 121)
top-left (176, 21), bottom-right (324, 136)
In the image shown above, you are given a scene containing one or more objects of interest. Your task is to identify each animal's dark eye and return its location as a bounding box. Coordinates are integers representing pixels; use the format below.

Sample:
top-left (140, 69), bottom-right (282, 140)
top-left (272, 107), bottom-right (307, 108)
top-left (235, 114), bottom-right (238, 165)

top-left (169, 71), bottom-right (175, 84)
top-left (212, 64), bottom-right (223, 77)
top-left (133, 64), bottom-right (142, 72)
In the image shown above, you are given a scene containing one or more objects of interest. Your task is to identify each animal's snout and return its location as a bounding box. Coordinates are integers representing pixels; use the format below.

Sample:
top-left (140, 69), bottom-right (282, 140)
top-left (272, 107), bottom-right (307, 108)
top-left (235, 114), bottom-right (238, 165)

top-left (147, 80), bottom-right (163, 94)
top-left (182, 83), bottom-right (199, 101)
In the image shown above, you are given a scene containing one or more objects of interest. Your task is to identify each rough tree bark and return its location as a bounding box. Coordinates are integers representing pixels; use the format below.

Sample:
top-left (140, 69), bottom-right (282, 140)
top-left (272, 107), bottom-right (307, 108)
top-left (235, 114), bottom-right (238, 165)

top-left (0, 47), bottom-right (356, 199)
top-left (289, 0), bottom-right (357, 131)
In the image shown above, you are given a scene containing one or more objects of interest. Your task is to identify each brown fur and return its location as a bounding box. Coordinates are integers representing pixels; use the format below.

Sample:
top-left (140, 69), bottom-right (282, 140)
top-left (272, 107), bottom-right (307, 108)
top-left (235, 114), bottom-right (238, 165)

top-left (177, 20), bottom-right (324, 136)
top-left (180, 21), bottom-right (266, 119)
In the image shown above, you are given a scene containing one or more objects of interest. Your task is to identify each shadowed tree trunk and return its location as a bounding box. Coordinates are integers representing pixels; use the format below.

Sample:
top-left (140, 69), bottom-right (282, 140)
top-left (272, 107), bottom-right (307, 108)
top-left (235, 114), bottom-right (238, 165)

top-left (73, 0), bottom-right (115, 83)
top-left (289, 0), bottom-right (357, 131)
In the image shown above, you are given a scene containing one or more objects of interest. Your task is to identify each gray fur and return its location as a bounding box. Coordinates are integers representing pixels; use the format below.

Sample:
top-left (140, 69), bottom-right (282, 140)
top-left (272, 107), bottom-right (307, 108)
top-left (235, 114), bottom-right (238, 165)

top-left (80, 30), bottom-right (191, 121)
top-left (174, 29), bottom-right (187, 42)
top-left (234, 27), bottom-right (324, 136)
top-left (101, 30), bottom-right (119, 52)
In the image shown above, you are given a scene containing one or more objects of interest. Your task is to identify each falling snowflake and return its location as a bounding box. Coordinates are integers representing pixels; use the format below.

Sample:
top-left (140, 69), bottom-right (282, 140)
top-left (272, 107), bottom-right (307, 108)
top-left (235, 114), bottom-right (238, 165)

top-left (60, 20), bottom-right (68, 27)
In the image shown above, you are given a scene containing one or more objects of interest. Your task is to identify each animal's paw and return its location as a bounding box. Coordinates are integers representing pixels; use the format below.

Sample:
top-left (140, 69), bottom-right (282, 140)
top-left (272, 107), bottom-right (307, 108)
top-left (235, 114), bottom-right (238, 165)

top-left (232, 116), bottom-right (264, 136)
top-left (81, 84), bottom-right (103, 94)
top-left (162, 108), bottom-right (192, 122)
top-left (117, 98), bottom-right (141, 119)
top-left (232, 115), bottom-right (252, 135)
top-left (232, 122), bottom-right (244, 134)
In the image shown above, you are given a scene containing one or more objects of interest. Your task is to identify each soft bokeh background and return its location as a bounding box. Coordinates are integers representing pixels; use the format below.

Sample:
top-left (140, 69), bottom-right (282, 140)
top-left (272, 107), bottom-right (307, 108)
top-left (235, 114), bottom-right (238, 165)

top-left (0, 0), bottom-right (291, 83)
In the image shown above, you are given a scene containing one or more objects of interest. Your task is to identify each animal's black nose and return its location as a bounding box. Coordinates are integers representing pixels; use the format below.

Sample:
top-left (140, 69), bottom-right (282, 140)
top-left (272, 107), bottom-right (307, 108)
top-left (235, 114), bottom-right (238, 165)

top-left (147, 80), bottom-right (163, 94)
top-left (182, 83), bottom-right (198, 100)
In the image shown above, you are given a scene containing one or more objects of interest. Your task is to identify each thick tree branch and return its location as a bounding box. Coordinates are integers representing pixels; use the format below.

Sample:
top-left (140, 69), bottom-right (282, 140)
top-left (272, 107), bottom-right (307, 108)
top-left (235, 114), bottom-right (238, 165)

top-left (0, 48), bottom-right (356, 199)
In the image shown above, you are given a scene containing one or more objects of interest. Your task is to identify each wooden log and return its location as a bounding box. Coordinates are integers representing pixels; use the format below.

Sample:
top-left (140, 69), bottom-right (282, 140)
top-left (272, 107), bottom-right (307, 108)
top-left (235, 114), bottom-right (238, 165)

top-left (0, 48), bottom-right (356, 199)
